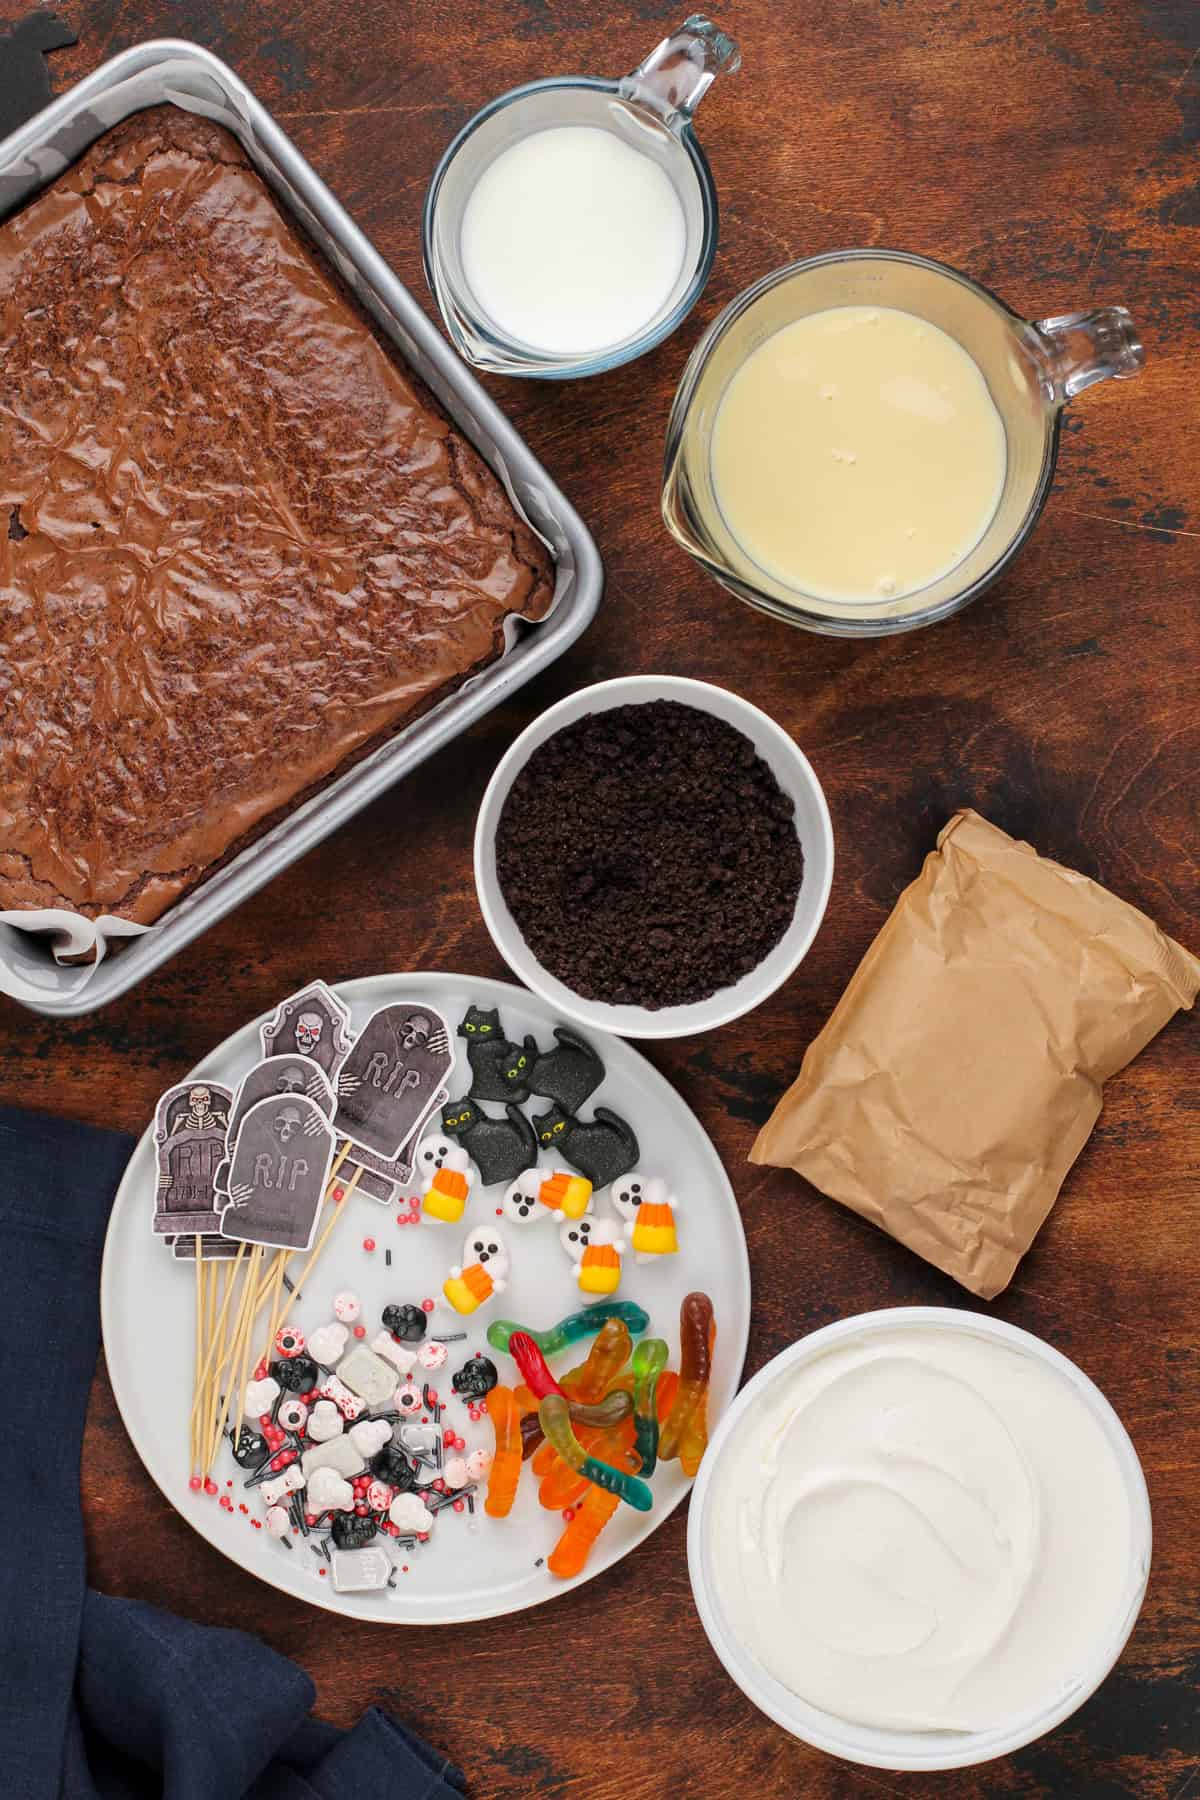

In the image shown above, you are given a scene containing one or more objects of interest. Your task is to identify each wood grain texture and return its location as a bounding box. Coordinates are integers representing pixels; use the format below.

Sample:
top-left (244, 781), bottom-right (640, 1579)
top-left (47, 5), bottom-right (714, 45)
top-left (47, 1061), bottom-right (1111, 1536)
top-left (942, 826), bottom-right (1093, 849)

top-left (2, 1), bottom-right (1197, 1795)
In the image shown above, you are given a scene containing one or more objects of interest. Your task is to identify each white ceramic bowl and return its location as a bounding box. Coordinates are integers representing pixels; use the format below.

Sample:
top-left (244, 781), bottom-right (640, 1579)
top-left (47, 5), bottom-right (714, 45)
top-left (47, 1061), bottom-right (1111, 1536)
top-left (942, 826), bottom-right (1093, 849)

top-left (473, 675), bottom-right (834, 1039)
top-left (687, 1308), bottom-right (1153, 1772)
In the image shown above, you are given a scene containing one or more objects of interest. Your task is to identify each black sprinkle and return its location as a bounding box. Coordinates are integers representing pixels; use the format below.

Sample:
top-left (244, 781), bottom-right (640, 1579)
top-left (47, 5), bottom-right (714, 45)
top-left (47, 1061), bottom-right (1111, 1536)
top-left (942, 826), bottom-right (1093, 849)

top-left (385, 1249), bottom-right (392, 1268)
top-left (282, 1274), bottom-right (296, 1293)
top-left (534, 1557), bottom-right (544, 1568)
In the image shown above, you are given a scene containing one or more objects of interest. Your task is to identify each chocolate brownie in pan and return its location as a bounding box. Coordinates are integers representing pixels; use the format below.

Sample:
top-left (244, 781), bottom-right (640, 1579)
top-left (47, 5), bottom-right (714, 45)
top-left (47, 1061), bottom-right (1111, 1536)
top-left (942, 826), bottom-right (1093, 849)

top-left (0, 106), bottom-right (553, 925)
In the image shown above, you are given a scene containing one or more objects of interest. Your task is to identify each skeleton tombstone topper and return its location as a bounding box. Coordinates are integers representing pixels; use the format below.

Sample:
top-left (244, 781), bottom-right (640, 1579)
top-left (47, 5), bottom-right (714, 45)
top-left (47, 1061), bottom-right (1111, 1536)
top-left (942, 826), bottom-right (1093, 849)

top-left (333, 1005), bottom-right (454, 1162)
top-left (152, 1081), bottom-right (233, 1236)
top-left (220, 1094), bottom-right (335, 1252)
top-left (260, 980), bottom-right (353, 1082)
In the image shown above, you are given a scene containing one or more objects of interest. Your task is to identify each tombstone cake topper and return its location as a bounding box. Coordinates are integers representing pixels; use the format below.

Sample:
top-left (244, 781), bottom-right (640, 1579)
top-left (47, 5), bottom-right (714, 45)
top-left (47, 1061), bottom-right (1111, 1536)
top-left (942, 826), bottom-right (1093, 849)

top-left (152, 1081), bottom-right (233, 1236)
top-left (333, 1004), bottom-right (454, 1162)
top-left (260, 980), bottom-right (353, 1082)
top-left (220, 1093), bottom-right (335, 1252)
top-left (227, 1056), bottom-right (336, 1148)
top-left (340, 1086), bottom-right (450, 1204)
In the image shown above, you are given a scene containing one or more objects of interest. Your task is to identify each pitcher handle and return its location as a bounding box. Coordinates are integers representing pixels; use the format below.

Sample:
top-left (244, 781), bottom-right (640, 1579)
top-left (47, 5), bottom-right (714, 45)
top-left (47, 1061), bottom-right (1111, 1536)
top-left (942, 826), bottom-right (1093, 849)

top-left (1031, 307), bottom-right (1144, 405)
top-left (621, 15), bottom-right (741, 130)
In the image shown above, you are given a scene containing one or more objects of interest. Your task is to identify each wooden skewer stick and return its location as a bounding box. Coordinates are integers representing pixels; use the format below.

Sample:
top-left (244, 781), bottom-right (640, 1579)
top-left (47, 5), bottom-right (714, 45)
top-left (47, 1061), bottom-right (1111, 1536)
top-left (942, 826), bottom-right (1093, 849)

top-left (256, 1251), bottom-right (289, 1391)
top-left (188, 1241), bottom-right (248, 1439)
top-left (206, 1243), bottom-right (263, 1476)
top-left (190, 1236), bottom-right (204, 1476)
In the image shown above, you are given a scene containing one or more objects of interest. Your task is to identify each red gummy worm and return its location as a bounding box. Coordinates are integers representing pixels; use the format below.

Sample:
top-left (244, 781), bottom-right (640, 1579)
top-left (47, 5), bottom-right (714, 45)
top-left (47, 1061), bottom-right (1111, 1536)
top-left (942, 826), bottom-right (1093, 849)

top-left (509, 1331), bottom-right (565, 1400)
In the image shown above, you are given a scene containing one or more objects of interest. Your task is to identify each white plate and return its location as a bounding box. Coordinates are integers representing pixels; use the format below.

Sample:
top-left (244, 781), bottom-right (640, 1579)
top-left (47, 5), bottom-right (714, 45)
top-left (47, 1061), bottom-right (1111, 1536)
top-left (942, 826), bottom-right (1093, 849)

top-left (102, 973), bottom-right (750, 1624)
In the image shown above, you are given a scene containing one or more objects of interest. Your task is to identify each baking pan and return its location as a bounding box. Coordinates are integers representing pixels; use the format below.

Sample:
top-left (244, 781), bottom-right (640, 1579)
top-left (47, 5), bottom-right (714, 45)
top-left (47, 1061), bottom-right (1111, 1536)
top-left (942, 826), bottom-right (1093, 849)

top-left (0, 40), bottom-right (603, 1018)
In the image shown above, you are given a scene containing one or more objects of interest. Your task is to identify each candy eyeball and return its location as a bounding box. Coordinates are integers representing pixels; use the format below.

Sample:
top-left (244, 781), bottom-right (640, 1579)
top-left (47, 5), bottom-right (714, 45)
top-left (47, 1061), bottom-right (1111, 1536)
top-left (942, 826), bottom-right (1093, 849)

top-left (502, 1168), bottom-right (545, 1224)
top-left (416, 1134), bottom-right (454, 1176)
top-left (331, 1290), bottom-right (361, 1324)
top-left (277, 1396), bottom-right (308, 1433)
top-left (394, 1381), bottom-right (423, 1416)
top-left (461, 1226), bottom-right (509, 1283)
top-left (274, 1326), bottom-right (306, 1358)
top-left (559, 1215), bottom-right (594, 1263)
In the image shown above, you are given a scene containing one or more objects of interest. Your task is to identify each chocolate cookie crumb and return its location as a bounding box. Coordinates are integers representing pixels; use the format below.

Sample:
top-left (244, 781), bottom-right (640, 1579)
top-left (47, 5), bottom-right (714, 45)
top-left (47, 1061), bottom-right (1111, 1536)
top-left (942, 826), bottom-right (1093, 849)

top-left (495, 700), bottom-right (805, 1008)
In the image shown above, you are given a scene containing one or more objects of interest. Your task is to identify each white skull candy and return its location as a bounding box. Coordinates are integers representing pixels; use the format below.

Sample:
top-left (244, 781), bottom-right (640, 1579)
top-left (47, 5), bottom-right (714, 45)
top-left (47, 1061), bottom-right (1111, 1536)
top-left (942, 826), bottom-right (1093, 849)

top-left (306, 1467), bottom-right (355, 1514)
top-left (348, 1418), bottom-right (391, 1459)
top-left (442, 1456), bottom-right (469, 1490)
top-left (243, 1377), bottom-right (281, 1421)
top-left (306, 1399), bottom-right (344, 1443)
top-left (295, 1012), bottom-right (324, 1054)
top-left (389, 1491), bottom-right (434, 1535)
top-left (332, 1291), bottom-right (361, 1324)
top-left (307, 1323), bottom-right (349, 1367)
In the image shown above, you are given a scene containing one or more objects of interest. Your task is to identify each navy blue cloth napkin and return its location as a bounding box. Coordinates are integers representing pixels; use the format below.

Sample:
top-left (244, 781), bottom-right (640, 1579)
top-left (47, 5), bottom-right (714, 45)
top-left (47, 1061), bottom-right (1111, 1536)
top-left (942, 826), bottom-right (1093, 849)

top-left (0, 1105), bottom-right (466, 1800)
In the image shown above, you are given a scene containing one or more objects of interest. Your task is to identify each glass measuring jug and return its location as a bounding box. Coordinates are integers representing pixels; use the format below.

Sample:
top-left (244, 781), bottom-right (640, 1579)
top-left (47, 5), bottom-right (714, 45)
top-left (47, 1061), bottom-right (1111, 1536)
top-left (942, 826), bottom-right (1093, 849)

top-left (422, 16), bottom-right (739, 379)
top-left (662, 250), bottom-right (1145, 636)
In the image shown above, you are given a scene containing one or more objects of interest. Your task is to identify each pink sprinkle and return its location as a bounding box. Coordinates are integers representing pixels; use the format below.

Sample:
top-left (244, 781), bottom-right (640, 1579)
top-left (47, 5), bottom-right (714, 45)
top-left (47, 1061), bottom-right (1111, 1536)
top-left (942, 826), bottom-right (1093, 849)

top-left (353, 1324), bottom-right (366, 1339)
top-left (453, 1499), bottom-right (465, 1513)
top-left (421, 1299), bottom-right (434, 1313)
top-left (188, 1475), bottom-right (202, 1492)
top-left (562, 1508), bottom-right (575, 1522)
top-left (333, 1186), bottom-right (345, 1203)
top-left (495, 1208), bottom-right (502, 1217)
top-left (203, 1477), bottom-right (218, 1496)
top-left (362, 1237), bottom-right (376, 1252)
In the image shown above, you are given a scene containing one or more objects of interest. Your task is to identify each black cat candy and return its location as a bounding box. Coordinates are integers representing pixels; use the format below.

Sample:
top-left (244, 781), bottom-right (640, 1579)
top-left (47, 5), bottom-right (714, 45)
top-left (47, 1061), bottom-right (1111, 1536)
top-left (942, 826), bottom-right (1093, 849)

top-left (493, 700), bottom-right (804, 1008)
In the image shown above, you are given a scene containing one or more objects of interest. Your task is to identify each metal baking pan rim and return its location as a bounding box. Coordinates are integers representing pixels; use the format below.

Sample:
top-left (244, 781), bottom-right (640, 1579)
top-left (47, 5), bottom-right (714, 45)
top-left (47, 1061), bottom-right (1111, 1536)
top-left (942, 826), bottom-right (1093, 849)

top-left (0, 39), bottom-right (603, 1018)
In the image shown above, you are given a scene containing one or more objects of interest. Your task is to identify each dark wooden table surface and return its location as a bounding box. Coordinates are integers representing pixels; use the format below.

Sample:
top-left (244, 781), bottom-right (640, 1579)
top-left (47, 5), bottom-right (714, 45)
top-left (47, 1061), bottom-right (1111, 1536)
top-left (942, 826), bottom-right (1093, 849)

top-left (2, 1), bottom-right (1198, 1795)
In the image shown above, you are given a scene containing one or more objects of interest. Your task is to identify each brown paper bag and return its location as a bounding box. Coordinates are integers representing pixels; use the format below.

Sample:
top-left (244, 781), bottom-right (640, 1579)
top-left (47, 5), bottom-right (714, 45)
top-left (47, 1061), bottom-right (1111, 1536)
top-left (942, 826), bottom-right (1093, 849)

top-left (751, 810), bottom-right (1200, 1298)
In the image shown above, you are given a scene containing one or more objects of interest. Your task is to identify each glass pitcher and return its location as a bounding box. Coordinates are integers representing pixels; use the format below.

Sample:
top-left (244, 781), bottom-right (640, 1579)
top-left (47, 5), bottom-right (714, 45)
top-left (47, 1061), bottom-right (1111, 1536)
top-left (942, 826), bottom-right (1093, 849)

top-left (422, 16), bottom-right (739, 378)
top-left (662, 249), bottom-right (1144, 636)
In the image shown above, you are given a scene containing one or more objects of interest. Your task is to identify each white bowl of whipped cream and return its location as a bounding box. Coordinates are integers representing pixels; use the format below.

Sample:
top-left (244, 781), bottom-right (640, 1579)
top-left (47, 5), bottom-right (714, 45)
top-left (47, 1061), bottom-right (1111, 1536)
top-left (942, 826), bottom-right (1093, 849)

top-left (687, 1308), bottom-right (1152, 1771)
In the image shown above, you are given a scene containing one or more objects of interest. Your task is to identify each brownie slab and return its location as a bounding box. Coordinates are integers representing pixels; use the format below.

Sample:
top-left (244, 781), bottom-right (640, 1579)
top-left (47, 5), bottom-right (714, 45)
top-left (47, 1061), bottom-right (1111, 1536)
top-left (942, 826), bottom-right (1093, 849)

top-left (0, 106), bottom-right (553, 924)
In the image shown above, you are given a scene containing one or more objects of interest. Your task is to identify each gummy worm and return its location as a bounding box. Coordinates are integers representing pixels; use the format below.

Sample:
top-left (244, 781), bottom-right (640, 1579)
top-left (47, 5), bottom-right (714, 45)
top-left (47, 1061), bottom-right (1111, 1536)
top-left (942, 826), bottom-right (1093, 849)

top-left (538, 1393), bottom-right (652, 1512)
top-left (487, 1300), bottom-right (648, 1357)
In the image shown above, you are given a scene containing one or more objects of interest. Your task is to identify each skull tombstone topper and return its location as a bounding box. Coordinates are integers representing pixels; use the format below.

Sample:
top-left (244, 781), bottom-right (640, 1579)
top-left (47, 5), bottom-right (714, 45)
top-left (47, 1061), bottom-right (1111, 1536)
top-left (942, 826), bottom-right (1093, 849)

top-left (153, 1081), bottom-right (233, 1235)
top-left (334, 1005), bottom-right (454, 1161)
top-left (226, 1056), bottom-right (335, 1148)
top-left (260, 980), bottom-right (353, 1082)
top-left (220, 1094), bottom-right (335, 1252)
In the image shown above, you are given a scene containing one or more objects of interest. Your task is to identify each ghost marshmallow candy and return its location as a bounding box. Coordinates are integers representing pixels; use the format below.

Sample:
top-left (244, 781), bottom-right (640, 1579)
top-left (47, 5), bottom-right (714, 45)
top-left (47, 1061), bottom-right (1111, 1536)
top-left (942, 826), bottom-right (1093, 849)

top-left (611, 1172), bottom-right (680, 1261)
top-left (306, 1398), bottom-right (344, 1443)
top-left (502, 1165), bottom-right (592, 1225)
top-left (242, 1376), bottom-right (280, 1421)
top-left (560, 1214), bottom-right (626, 1295)
top-left (372, 1330), bottom-right (418, 1377)
top-left (421, 1144), bottom-right (474, 1224)
top-left (301, 1434), bottom-right (364, 1480)
top-left (306, 1467), bottom-right (356, 1513)
top-left (389, 1492), bottom-right (434, 1535)
top-left (443, 1226), bottom-right (510, 1316)
top-left (307, 1322), bottom-right (350, 1366)
top-left (334, 1344), bottom-right (398, 1410)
